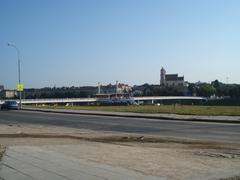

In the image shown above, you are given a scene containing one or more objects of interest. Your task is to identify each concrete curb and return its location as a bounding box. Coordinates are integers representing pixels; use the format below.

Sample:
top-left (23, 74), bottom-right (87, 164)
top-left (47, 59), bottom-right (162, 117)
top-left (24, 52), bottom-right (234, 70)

top-left (0, 133), bottom-right (232, 145)
top-left (21, 108), bottom-right (240, 124)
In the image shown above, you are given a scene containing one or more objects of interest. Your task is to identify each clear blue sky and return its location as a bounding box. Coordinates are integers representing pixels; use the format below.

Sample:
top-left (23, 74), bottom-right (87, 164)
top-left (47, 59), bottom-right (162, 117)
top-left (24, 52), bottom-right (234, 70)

top-left (1, 0), bottom-right (240, 89)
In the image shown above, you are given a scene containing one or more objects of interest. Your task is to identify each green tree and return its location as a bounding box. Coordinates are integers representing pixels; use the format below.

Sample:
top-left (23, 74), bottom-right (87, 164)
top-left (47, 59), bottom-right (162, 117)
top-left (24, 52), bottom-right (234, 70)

top-left (197, 84), bottom-right (216, 97)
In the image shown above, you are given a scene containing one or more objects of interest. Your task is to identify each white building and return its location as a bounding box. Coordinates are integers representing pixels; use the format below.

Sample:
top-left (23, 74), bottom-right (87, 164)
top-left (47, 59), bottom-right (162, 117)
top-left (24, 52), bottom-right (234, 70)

top-left (0, 90), bottom-right (17, 99)
top-left (97, 81), bottom-right (132, 95)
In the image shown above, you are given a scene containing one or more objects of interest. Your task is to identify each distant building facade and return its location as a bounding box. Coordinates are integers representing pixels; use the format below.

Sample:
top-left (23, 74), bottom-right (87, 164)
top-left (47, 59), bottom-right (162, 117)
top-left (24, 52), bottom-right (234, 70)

top-left (0, 85), bottom-right (4, 92)
top-left (96, 81), bottom-right (132, 99)
top-left (160, 67), bottom-right (185, 87)
top-left (97, 81), bottom-right (132, 95)
top-left (0, 90), bottom-right (17, 99)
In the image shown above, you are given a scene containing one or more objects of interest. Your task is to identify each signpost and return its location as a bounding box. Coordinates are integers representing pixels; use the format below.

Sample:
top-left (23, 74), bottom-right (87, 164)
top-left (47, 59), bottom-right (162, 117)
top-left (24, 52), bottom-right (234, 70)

top-left (17, 84), bottom-right (24, 92)
top-left (17, 84), bottom-right (24, 109)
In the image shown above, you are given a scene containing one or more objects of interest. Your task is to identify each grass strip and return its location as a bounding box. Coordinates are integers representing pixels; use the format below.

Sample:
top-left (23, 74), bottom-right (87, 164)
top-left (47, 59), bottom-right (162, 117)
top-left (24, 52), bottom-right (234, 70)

top-left (29, 105), bottom-right (240, 116)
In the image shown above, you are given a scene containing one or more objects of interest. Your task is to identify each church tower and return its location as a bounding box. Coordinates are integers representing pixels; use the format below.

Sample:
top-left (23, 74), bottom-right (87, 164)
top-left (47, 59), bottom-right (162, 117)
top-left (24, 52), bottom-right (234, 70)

top-left (160, 67), bottom-right (166, 86)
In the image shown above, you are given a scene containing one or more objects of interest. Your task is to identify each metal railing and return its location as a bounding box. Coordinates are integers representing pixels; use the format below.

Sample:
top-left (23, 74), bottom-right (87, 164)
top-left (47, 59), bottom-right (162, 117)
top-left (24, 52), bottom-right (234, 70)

top-left (0, 96), bottom-right (206, 105)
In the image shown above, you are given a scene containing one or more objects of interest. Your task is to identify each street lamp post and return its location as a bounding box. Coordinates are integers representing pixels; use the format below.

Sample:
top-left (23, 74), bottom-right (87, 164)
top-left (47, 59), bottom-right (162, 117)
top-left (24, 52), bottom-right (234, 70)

top-left (7, 43), bottom-right (22, 109)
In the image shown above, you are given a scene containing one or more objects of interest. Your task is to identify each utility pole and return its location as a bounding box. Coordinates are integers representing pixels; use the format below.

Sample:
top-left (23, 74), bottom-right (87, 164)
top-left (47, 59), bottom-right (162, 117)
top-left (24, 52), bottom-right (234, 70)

top-left (7, 43), bottom-right (22, 109)
top-left (226, 77), bottom-right (229, 84)
top-left (98, 82), bottom-right (101, 94)
top-left (116, 80), bottom-right (118, 98)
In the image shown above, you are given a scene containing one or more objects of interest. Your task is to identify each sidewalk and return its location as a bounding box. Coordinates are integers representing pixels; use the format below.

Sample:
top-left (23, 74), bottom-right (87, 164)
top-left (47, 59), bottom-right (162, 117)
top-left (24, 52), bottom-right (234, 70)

top-left (0, 146), bottom-right (163, 180)
top-left (23, 107), bottom-right (240, 124)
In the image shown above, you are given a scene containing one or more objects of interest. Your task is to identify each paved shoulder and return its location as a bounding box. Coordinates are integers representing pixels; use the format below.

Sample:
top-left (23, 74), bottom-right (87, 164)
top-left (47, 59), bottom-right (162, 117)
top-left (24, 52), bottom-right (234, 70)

top-left (0, 146), bottom-right (164, 180)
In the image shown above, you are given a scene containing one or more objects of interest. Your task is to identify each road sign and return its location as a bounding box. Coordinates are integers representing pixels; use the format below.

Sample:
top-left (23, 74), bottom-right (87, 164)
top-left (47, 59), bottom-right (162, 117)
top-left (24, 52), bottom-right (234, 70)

top-left (17, 84), bottom-right (24, 92)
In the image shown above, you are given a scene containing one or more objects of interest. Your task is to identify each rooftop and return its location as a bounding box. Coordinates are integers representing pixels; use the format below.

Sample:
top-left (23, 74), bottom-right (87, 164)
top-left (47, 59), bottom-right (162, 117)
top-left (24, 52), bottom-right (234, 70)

top-left (165, 74), bottom-right (184, 81)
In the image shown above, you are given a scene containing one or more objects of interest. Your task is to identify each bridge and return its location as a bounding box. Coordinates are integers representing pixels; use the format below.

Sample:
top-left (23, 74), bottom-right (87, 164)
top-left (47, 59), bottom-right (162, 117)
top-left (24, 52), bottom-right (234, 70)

top-left (133, 96), bottom-right (205, 101)
top-left (1, 96), bottom-right (206, 105)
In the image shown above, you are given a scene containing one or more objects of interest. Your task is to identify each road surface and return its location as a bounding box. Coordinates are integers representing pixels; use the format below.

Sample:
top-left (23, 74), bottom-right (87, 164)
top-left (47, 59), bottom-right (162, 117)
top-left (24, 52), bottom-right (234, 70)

top-left (0, 110), bottom-right (240, 143)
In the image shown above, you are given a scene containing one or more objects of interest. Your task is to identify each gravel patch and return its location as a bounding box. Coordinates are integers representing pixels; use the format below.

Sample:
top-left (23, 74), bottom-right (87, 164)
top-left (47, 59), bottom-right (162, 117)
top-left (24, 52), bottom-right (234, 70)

top-left (0, 145), bottom-right (5, 160)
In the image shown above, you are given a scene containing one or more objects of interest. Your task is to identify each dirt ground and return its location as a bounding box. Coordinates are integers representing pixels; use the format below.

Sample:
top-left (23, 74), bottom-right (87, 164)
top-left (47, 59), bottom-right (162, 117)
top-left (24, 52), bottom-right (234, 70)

top-left (0, 145), bottom-right (5, 160)
top-left (0, 124), bottom-right (240, 180)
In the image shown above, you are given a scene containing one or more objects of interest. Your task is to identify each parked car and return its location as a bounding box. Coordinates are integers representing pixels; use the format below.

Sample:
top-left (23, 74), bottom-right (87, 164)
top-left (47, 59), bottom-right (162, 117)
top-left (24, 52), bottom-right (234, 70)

top-left (0, 100), bottom-right (19, 110)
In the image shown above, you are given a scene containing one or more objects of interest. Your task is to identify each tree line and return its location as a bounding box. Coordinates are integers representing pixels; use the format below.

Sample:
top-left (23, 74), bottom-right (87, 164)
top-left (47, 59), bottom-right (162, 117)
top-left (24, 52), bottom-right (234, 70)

top-left (132, 80), bottom-right (240, 98)
top-left (22, 80), bottom-right (240, 99)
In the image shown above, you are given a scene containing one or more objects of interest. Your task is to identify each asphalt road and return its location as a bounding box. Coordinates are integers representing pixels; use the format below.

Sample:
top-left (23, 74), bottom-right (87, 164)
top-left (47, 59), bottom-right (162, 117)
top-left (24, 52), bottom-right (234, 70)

top-left (0, 110), bottom-right (240, 143)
